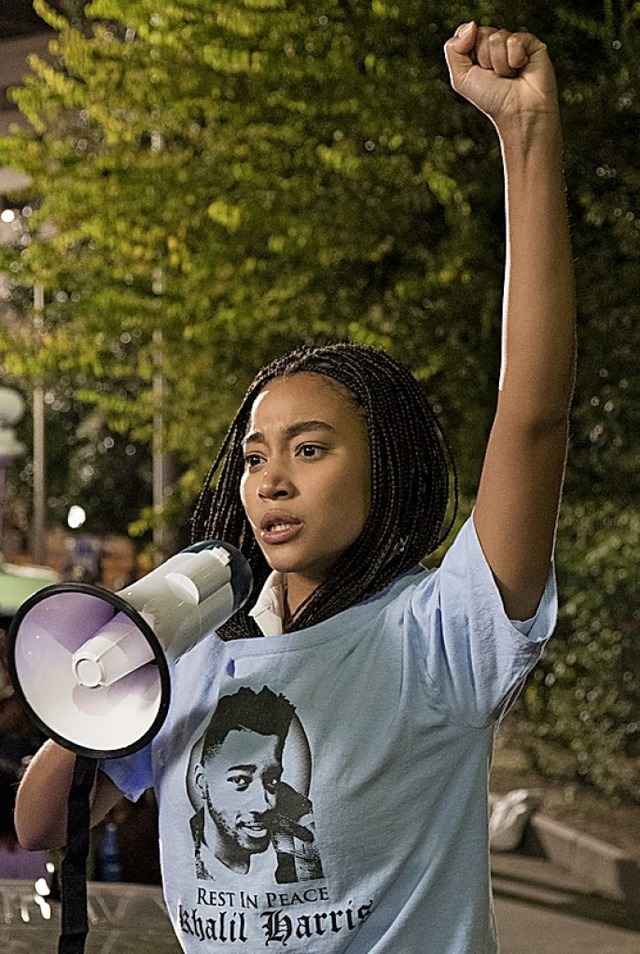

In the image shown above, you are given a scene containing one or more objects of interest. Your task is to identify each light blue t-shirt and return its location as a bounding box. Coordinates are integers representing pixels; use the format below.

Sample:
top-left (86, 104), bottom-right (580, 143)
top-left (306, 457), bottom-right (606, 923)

top-left (103, 517), bottom-right (556, 953)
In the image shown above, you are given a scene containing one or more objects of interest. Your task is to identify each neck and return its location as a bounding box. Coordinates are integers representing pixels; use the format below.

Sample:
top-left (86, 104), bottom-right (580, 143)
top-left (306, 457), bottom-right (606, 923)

top-left (283, 574), bottom-right (320, 624)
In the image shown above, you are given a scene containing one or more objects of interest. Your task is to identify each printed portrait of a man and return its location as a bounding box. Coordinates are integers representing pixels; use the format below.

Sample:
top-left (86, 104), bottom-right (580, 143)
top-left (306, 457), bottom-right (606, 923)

top-left (188, 685), bottom-right (324, 884)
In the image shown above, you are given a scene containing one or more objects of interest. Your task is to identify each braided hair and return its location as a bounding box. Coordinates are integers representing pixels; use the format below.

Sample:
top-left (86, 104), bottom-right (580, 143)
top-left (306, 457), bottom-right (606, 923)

top-left (191, 342), bottom-right (457, 638)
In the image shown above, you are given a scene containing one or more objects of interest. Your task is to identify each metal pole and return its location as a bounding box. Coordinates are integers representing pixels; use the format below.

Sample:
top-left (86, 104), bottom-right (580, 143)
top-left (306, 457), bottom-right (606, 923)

top-left (152, 327), bottom-right (164, 561)
top-left (0, 463), bottom-right (5, 547)
top-left (32, 283), bottom-right (46, 565)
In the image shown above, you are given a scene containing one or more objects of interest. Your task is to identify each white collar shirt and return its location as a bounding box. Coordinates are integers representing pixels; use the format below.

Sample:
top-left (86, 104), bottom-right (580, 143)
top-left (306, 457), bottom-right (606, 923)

top-left (247, 571), bottom-right (286, 636)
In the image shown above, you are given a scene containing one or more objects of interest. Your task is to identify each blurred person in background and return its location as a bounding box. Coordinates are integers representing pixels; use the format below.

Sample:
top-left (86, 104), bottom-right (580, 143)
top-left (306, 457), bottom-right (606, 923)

top-left (0, 628), bottom-right (43, 767)
top-left (0, 630), bottom-right (50, 880)
top-left (0, 757), bottom-right (50, 879)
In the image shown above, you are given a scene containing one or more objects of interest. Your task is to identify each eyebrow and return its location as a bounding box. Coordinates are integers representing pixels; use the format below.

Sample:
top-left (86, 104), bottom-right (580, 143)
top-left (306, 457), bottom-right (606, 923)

top-left (225, 763), bottom-right (257, 774)
top-left (242, 420), bottom-right (335, 449)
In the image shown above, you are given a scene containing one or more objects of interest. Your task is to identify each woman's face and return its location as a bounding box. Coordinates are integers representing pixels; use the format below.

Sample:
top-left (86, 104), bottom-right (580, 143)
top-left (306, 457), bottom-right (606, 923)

top-left (240, 373), bottom-right (371, 615)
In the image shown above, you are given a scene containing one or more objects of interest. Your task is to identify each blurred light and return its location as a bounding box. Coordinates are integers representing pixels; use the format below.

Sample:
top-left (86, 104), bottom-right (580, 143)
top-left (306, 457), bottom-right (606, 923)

top-left (0, 209), bottom-right (15, 223)
top-left (0, 387), bottom-right (26, 427)
top-left (67, 505), bottom-right (87, 529)
top-left (34, 877), bottom-right (50, 896)
top-left (33, 893), bottom-right (52, 920)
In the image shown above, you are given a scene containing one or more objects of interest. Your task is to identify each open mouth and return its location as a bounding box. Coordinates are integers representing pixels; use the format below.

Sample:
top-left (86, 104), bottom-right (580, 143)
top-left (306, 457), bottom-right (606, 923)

top-left (260, 514), bottom-right (302, 544)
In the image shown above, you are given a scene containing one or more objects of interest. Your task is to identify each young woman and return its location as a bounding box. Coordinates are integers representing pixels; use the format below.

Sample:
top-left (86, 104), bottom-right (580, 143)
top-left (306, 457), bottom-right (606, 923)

top-left (15, 23), bottom-right (575, 953)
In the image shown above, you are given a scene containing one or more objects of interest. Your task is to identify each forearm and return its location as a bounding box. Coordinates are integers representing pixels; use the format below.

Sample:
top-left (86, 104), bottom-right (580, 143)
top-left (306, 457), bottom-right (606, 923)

top-left (15, 739), bottom-right (122, 850)
top-left (497, 111), bottom-right (576, 424)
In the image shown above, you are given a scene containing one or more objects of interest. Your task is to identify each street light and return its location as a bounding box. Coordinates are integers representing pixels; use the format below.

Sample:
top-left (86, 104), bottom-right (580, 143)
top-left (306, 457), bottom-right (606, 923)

top-left (0, 386), bottom-right (26, 549)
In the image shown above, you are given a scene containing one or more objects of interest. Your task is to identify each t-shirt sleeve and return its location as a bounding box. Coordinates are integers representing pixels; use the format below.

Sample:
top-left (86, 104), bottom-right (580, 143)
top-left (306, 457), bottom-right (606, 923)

top-left (100, 741), bottom-right (154, 802)
top-left (407, 513), bottom-right (557, 727)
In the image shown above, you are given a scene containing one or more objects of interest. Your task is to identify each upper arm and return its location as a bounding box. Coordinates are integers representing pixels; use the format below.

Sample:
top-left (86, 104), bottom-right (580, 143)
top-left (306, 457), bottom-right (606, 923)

top-left (473, 404), bottom-right (569, 621)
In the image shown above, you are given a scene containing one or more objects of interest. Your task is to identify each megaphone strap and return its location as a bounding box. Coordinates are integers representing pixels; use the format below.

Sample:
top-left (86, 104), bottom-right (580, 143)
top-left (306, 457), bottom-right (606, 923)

top-left (58, 755), bottom-right (98, 954)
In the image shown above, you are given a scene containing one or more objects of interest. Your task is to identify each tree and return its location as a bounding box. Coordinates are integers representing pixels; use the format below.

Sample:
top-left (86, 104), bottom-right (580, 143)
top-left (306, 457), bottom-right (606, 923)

top-left (0, 0), bottom-right (504, 512)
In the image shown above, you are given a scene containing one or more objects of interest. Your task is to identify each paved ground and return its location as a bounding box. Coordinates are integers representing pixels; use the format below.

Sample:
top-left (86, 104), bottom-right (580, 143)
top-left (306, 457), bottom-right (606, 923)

top-left (0, 880), bottom-right (181, 954)
top-left (493, 850), bottom-right (640, 953)
top-left (2, 855), bottom-right (640, 953)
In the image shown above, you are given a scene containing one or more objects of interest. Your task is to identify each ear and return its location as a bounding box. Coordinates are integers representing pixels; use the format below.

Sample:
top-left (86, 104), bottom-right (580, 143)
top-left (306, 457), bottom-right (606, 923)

top-left (194, 762), bottom-right (207, 800)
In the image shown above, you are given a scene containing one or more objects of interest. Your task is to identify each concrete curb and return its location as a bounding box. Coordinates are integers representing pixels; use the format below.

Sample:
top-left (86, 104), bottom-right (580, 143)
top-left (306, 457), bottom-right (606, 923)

top-left (522, 810), bottom-right (640, 906)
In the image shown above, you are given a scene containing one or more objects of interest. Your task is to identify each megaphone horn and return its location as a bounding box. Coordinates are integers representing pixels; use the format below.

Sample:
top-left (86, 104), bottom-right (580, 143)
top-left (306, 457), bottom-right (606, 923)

top-left (7, 541), bottom-right (252, 760)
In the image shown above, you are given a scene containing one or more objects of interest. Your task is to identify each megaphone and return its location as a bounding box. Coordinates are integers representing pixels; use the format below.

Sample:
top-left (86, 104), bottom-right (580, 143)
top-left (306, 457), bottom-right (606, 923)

top-left (7, 541), bottom-right (252, 760)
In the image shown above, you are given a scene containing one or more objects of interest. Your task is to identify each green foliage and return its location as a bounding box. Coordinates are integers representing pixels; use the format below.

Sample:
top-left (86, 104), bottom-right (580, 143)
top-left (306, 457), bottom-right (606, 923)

top-left (9, 387), bottom-right (152, 538)
top-left (514, 500), bottom-right (640, 802)
top-left (0, 0), bottom-right (501, 497)
top-left (507, 1), bottom-right (640, 800)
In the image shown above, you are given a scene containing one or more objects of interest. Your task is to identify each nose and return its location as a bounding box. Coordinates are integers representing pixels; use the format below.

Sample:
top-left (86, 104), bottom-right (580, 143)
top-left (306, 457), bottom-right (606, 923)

top-left (247, 784), bottom-right (275, 817)
top-left (257, 463), bottom-right (294, 501)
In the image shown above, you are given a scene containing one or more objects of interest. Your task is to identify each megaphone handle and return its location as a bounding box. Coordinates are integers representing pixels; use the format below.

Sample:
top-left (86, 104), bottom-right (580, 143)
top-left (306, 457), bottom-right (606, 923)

top-left (58, 754), bottom-right (98, 954)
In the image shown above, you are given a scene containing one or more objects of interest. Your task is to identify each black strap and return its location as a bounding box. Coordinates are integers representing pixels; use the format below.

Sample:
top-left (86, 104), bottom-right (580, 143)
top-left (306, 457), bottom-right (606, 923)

top-left (58, 755), bottom-right (98, 954)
